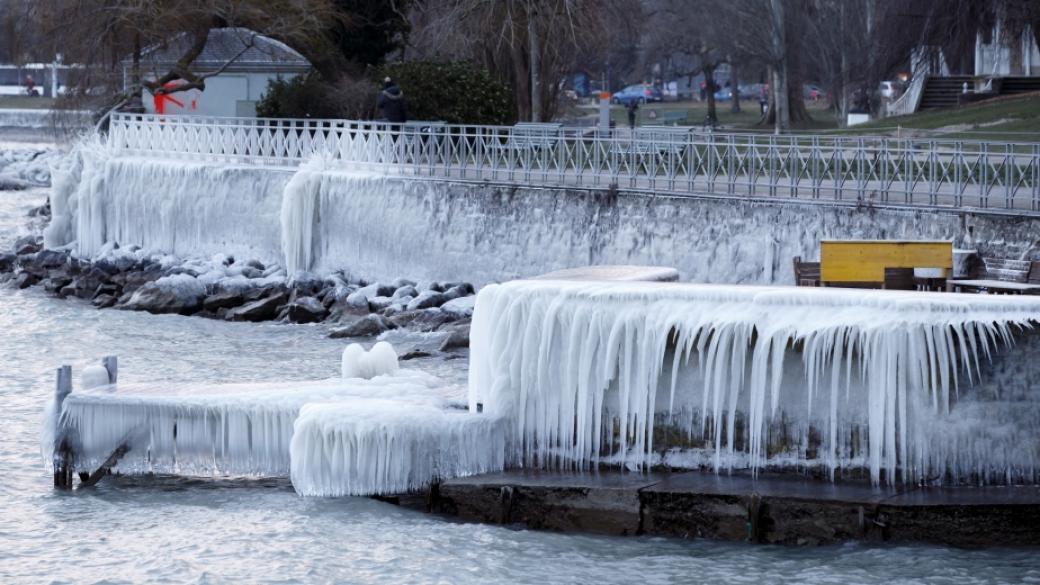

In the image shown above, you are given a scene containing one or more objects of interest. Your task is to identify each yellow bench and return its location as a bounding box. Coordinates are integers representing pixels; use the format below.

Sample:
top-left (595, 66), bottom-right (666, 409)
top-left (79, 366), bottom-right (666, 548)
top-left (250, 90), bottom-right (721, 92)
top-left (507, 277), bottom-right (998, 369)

top-left (820, 240), bottom-right (953, 287)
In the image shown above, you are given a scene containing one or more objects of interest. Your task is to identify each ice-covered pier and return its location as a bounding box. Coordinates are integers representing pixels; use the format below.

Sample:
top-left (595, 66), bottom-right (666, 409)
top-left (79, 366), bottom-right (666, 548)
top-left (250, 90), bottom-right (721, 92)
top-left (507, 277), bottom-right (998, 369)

top-left (46, 278), bottom-right (1040, 493)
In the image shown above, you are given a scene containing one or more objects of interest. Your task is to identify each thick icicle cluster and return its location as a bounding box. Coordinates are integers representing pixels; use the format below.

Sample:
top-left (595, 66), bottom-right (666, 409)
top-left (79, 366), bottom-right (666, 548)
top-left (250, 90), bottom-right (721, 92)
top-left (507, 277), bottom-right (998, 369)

top-left (468, 280), bottom-right (1040, 485)
top-left (290, 401), bottom-right (506, 496)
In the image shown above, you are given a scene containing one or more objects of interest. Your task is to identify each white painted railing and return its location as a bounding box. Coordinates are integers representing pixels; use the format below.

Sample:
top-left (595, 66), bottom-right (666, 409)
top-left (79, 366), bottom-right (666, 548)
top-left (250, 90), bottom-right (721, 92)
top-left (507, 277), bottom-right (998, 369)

top-left (886, 74), bottom-right (926, 118)
top-left (108, 113), bottom-right (1040, 214)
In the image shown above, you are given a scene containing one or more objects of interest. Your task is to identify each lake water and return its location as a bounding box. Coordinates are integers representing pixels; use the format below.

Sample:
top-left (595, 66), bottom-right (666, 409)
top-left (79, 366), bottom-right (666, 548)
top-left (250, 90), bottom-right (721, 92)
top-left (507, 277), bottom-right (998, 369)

top-left (1, 154), bottom-right (1038, 584)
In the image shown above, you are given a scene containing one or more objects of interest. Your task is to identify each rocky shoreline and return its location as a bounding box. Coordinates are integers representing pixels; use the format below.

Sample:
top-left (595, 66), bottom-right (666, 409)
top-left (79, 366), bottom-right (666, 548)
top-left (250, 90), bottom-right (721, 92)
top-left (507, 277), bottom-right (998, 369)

top-left (2, 230), bottom-right (475, 352)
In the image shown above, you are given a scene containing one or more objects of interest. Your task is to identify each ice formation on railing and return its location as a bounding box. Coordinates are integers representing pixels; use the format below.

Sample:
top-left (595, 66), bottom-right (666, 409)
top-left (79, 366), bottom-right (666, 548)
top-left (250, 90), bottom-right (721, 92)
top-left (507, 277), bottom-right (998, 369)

top-left (58, 369), bottom-right (458, 478)
top-left (290, 401), bottom-right (506, 496)
top-left (468, 280), bottom-right (1040, 485)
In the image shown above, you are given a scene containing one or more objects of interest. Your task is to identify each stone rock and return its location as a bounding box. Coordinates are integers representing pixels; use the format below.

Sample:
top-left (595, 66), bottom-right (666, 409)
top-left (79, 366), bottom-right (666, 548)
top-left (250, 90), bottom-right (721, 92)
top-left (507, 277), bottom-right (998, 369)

top-left (400, 350), bottom-right (432, 361)
top-left (246, 259), bottom-right (266, 271)
top-left (389, 308), bottom-right (452, 332)
top-left (202, 291), bottom-right (246, 312)
top-left (442, 281), bottom-right (475, 295)
top-left (438, 323), bottom-right (471, 351)
top-left (358, 282), bottom-right (396, 298)
top-left (289, 272), bottom-right (324, 297)
top-left (391, 277), bottom-right (417, 289)
top-left (42, 277), bottom-right (72, 295)
top-left (441, 285), bottom-right (468, 302)
top-left (420, 281), bottom-right (445, 293)
top-left (91, 294), bottom-right (117, 309)
top-left (328, 314), bottom-right (395, 338)
top-left (368, 295), bottom-right (395, 312)
top-left (73, 268), bottom-right (114, 299)
top-left (328, 292), bottom-right (371, 321)
top-left (286, 296), bottom-right (329, 323)
top-left (13, 235), bottom-right (41, 256)
top-left (441, 296), bottom-right (476, 319)
top-left (0, 253), bottom-right (16, 273)
top-left (25, 249), bottom-right (66, 270)
top-left (407, 290), bottom-right (448, 311)
top-left (391, 285), bottom-right (418, 300)
top-left (112, 266), bottom-right (163, 296)
top-left (244, 284), bottom-right (287, 303)
top-left (239, 266), bottom-right (263, 279)
top-left (226, 290), bottom-right (289, 322)
top-left (15, 272), bottom-right (40, 289)
top-left (59, 284), bottom-right (76, 298)
top-left (122, 278), bottom-right (205, 315)
top-left (383, 303), bottom-right (407, 317)
top-left (93, 283), bottom-right (121, 298)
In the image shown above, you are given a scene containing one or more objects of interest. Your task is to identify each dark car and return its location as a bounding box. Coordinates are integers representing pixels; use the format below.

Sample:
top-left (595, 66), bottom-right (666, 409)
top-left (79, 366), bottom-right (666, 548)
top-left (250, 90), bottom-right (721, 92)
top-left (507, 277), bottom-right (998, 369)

top-left (612, 84), bottom-right (663, 105)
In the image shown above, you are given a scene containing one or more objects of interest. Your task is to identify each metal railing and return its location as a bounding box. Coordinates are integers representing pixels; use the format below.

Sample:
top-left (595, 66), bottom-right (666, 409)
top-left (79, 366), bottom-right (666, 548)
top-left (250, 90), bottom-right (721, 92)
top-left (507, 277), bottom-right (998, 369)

top-left (108, 112), bottom-right (1040, 214)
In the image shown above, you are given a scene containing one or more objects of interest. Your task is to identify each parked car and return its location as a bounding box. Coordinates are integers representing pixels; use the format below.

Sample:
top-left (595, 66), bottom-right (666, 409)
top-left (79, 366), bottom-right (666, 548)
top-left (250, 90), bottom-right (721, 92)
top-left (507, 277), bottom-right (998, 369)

top-left (879, 80), bottom-right (900, 100)
top-left (713, 85), bottom-right (754, 101)
top-left (612, 84), bottom-right (663, 105)
top-left (803, 84), bottom-right (827, 102)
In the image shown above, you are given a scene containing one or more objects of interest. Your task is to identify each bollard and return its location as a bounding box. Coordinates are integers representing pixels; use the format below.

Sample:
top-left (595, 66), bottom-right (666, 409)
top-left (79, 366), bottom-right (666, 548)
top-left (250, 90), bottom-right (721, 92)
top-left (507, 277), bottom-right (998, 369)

top-left (53, 365), bottom-right (73, 489)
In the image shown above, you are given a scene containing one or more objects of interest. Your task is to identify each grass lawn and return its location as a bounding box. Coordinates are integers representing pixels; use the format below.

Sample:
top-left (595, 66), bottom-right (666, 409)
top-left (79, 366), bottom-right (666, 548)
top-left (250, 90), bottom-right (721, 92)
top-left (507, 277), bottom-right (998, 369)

top-left (569, 100), bottom-right (840, 132)
top-left (0, 96), bottom-right (58, 109)
top-left (844, 93), bottom-right (1040, 141)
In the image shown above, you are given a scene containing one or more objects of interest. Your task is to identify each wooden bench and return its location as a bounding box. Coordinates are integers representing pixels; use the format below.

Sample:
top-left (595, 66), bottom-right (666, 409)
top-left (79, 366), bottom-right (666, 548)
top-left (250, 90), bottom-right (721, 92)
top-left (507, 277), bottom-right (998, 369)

top-left (508, 122), bottom-right (563, 151)
top-left (631, 125), bottom-right (691, 158)
top-left (793, 256), bottom-right (821, 287)
top-left (947, 257), bottom-right (1040, 294)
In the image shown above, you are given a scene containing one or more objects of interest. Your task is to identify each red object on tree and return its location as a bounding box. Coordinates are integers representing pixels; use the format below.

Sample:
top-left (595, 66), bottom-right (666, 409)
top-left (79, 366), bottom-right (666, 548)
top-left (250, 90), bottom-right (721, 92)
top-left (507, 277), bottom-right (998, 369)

top-left (153, 81), bottom-right (188, 114)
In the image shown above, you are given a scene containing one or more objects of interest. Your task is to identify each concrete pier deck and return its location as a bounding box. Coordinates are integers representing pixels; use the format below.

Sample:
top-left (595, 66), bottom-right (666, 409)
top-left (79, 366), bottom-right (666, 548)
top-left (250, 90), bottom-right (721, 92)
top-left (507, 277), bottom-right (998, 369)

top-left (396, 470), bottom-right (1040, 547)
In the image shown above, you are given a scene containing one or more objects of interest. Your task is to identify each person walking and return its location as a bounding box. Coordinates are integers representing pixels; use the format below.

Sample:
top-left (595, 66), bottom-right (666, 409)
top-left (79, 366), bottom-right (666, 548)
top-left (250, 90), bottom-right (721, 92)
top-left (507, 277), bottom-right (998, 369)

top-left (626, 100), bottom-right (639, 129)
top-left (377, 77), bottom-right (407, 131)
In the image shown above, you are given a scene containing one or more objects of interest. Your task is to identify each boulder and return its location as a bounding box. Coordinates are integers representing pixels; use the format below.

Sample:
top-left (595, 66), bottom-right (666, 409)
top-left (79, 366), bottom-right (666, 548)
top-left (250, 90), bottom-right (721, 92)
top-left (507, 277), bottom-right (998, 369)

top-left (59, 284), bottom-right (76, 298)
top-left (34, 249), bottom-right (68, 270)
top-left (328, 314), bottom-right (395, 338)
top-left (226, 290), bottom-right (289, 322)
top-left (13, 235), bottom-right (41, 256)
top-left (391, 285), bottom-right (418, 300)
top-left (400, 350), bottom-right (432, 361)
top-left (391, 277), bottom-right (416, 288)
top-left (93, 283), bottom-right (121, 298)
top-left (202, 291), bottom-right (246, 312)
top-left (112, 266), bottom-right (163, 295)
top-left (0, 253), bottom-right (16, 273)
top-left (440, 296), bottom-right (476, 319)
top-left (239, 266), bottom-right (263, 279)
top-left (442, 282), bottom-right (475, 295)
top-left (389, 308), bottom-right (452, 332)
top-left (91, 294), bottom-right (117, 309)
top-left (328, 292), bottom-right (371, 321)
top-left (440, 285), bottom-right (468, 302)
top-left (286, 296), bottom-right (329, 323)
top-left (122, 275), bottom-right (206, 315)
top-left (438, 323), bottom-right (471, 351)
top-left (368, 295), bottom-right (395, 312)
top-left (15, 272), bottom-right (40, 289)
top-left (246, 259), bottom-right (266, 271)
top-left (357, 282), bottom-right (396, 298)
top-left (406, 290), bottom-right (447, 311)
top-left (289, 272), bottom-right (324, 297)
top-left (42, 277), bottom-right (72, 295)
top-left (244, 284), bottom-right (287, 303)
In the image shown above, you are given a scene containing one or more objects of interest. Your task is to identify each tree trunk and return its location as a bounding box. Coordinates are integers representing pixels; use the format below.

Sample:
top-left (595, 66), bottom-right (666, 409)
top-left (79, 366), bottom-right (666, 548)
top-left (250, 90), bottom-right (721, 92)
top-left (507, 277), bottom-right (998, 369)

top-left (528, 6), bottom-right (541, 122)
top-left (704, 64), bottom-right (717, 125)
top-left (729, 63), bottom-right (741, 113)
top-left (768, 0), bottom-right (789, 132)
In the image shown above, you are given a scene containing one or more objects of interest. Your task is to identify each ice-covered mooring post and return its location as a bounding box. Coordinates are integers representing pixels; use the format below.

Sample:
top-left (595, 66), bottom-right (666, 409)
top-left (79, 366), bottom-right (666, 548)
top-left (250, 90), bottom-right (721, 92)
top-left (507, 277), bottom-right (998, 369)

top-left (52, 356), bottom-right (118, 490)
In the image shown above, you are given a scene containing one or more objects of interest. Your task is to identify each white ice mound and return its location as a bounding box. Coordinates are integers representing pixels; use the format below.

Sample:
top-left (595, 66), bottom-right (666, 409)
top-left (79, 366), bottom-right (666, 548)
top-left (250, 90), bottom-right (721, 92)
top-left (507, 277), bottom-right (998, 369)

top-left (468, 279), bottom-right (1040, 485)
top-left (342, 341), bottom-right (399, 380)
top-left (80, 365), bottom-right (111, 389)
top-left (290, 401), bottom-right (506, 496)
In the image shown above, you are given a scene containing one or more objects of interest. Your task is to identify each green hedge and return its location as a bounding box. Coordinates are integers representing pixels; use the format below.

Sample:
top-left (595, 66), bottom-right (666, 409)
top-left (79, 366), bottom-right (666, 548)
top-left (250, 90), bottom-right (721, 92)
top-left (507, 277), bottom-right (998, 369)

top-left (378, 61), bottom-right (516, 125)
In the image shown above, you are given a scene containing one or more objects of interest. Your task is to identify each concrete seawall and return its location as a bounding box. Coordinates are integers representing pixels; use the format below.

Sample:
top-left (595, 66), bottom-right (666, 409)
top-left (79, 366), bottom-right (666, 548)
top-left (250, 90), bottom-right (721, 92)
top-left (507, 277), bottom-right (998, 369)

top-left (55, 156), bottom-right (1040, 285)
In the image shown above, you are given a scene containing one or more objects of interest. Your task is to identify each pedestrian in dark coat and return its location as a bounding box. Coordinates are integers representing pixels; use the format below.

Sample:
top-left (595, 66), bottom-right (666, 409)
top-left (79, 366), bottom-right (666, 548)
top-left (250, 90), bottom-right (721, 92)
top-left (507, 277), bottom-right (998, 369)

top-left (378, 77), bottom-right (408, 126)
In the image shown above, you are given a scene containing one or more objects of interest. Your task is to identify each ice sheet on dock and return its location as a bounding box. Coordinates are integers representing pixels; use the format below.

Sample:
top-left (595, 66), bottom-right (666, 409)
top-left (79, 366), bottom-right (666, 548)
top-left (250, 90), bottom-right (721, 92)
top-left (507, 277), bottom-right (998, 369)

top-left (290, 402), bottom-right (506, 496)
top-left (468, 279), bottom-right (1040, 485)
top-left (60, 370), bottom-right (462, 477)
top-left (532, 265), bottom-right (679, 282)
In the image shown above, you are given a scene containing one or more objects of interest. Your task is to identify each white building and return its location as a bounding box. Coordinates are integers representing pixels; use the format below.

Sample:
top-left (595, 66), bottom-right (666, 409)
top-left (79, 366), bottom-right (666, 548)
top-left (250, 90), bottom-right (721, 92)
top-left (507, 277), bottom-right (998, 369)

top-left (123, 27), bottom-right (311, 117)
top-left (975, 25), bottom-right (1040, 77)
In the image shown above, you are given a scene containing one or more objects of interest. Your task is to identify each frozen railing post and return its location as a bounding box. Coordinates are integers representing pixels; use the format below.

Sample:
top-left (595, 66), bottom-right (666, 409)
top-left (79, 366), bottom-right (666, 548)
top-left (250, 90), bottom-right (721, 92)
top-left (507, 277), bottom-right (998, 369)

top-left (52, 365), bottom-right (73, 489)
top-left (102, 355), bottom-right (118, 384)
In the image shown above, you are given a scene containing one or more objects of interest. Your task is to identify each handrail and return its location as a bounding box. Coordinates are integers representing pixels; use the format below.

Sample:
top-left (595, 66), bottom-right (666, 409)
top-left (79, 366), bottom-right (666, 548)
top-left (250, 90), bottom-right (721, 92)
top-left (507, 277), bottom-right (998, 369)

top-left (106, 113), bottom-right (1040, 215)
top-left (886, 74), bottom-right (926, 118)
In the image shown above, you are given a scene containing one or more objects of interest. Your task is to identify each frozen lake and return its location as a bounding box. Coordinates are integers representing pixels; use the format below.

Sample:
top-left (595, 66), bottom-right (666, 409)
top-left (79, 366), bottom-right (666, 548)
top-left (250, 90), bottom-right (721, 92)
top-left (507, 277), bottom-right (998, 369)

top-left (1, 156), bottom-right (1039, 584)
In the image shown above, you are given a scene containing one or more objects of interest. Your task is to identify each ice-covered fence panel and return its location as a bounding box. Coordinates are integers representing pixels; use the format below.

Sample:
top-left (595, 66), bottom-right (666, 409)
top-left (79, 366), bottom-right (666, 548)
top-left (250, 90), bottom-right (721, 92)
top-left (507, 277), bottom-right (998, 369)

top-left (468, 280), bottom-right (1040, 485)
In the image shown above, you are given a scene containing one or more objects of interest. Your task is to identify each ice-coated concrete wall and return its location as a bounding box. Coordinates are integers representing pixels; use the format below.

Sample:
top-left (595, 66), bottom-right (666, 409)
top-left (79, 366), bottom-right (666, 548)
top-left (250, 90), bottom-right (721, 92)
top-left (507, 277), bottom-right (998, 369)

top-left (77, 156), bottom-right (1040, 285)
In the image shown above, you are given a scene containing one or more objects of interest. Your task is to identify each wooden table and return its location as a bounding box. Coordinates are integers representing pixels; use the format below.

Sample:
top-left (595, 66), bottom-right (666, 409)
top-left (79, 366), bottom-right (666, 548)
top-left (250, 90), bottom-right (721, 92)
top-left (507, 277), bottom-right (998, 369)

top-left (946, 279), bottom-right (1040, 294)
